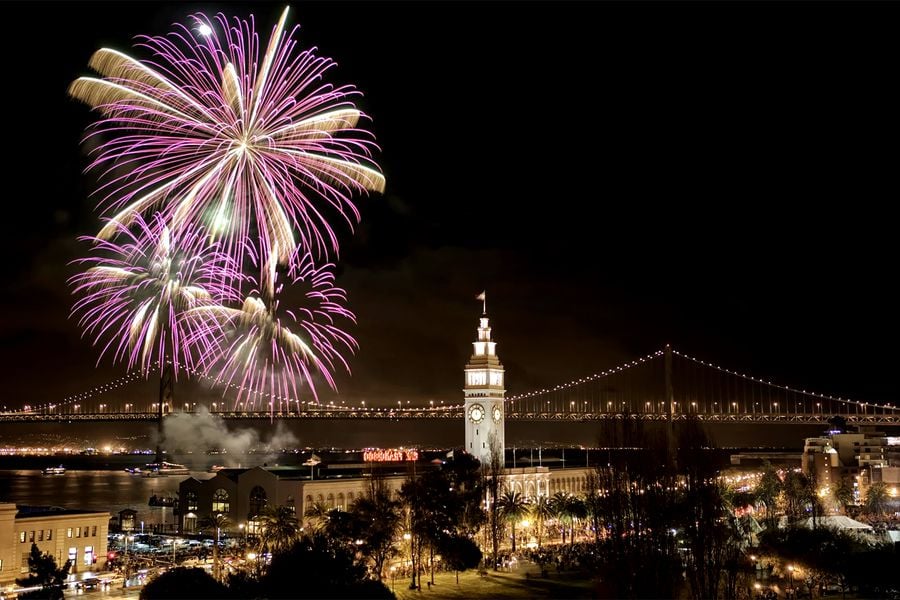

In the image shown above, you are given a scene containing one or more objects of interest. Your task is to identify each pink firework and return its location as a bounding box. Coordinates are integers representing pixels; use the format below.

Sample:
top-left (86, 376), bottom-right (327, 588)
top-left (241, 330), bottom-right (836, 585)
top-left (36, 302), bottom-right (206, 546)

top-left (69, 214), bottom-right (241, 378)
top-left (188, 250), bottom-right (357, 412)
top-left (69, 7), bottom-right (385, 267)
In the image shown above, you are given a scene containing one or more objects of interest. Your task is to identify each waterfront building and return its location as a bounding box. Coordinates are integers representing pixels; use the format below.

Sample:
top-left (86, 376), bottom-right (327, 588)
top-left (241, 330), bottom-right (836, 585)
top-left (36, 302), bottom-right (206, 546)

top-left (0, 503), bottom-right (109, 589)
top-left (178, 304), bottom-right (595, 535)
top-left (178, 464), bottom-right (409, 535)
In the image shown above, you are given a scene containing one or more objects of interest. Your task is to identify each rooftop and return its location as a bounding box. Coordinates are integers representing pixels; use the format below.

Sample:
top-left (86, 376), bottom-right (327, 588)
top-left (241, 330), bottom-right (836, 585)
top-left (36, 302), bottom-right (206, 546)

top-left (15, 505), bottom-right (108, 519)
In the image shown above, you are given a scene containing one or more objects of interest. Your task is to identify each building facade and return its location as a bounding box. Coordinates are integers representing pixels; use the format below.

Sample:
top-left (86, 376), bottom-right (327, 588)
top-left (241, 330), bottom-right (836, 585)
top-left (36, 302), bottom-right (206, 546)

top-left (0, 503), bottom-right (109, 589)
top-left (802, 427), bottom-right (900, 502)
top-left (464, 310), bottom-right (505, 465)
top-left (178, 466), bottom-right (409, 535)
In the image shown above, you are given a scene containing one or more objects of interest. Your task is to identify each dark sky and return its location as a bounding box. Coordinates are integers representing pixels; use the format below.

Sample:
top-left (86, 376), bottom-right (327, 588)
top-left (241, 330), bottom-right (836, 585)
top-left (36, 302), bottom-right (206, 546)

top-left (1, 1), bottom-right (898, 412)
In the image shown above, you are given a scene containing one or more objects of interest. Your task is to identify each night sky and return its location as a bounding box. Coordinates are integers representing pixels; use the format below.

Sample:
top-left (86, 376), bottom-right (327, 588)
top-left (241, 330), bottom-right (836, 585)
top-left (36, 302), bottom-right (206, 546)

top-left (1, 2), bottom-right (897, 414)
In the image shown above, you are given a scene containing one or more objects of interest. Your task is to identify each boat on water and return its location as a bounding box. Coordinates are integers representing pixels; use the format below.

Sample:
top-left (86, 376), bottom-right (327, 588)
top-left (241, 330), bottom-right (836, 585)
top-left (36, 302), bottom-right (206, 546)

top-left (142, 461), bottom-right (190, 476)
top-left (148, 494), bottom-right (177, 507)
top-left (124, 467), bottom-right (142, 475)
top-left (207, 465), bottom-right (225, 473)
top-left (42, 465), bottom-right (66, 475)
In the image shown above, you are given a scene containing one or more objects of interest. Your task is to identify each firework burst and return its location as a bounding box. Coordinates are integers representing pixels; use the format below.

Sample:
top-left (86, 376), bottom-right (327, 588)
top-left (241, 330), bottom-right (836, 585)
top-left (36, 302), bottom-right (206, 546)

top-left (188, 249), bottom-right (356, 412)
top-left (69, 214), bottom-right (240, 377)
top-left (69, 7), bottom-right (385, 267)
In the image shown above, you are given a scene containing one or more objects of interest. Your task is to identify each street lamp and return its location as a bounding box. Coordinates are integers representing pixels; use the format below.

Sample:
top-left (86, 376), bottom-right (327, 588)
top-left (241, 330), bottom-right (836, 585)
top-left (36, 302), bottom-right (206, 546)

top-left (787, 565), bottom-right (794, 594)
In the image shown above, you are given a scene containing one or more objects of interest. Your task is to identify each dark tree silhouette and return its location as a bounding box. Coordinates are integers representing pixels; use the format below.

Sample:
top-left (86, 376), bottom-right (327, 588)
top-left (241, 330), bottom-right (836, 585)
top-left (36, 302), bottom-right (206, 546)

top-left (16, 543), bottom-right (71, 600)
top-left (139, 567), bottom-right (228, 600)
top-left (440, 535), bottom-right (482, 584)
top-left (261, 533), bottom-right (393, 599)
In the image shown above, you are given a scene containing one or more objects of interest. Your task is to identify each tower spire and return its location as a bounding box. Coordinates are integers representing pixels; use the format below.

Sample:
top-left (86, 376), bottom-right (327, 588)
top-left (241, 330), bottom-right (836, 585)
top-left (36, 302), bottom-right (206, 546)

top-left (476, 290), bottom-right (486, 315)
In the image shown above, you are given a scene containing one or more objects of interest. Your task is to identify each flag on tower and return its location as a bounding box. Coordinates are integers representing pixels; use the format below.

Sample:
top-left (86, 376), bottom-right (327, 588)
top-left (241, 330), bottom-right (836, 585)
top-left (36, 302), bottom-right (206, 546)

top-left (476, 291), bottom-right (486, 314)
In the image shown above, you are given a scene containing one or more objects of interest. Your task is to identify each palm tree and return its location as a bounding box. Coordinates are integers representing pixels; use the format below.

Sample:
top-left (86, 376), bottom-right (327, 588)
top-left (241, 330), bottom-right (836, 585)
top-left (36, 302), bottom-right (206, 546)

top-left (550, 492), bottom-right (571, 544)
top-left (865, 482), bottom-right (889, 516)
top-left (565, 496), bottom-right (587, 547)
top-left (259, 505), bottom-right (301, 556)
top-left (531, 496), bottom-right (554, 549)
top-left (200, 513), bottom-right (231, 581)
top-left (497, 490), bottom-right (529, 552)
top-left (833, 478), bottom-right (854, 513)
top-left (303, 501), bottom-right (331, 532)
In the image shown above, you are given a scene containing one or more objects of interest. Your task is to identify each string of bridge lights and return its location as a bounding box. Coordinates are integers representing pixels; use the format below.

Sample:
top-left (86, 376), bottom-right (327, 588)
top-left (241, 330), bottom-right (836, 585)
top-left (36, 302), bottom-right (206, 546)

top-left (672, 349), bottom-right (899, 412)
top-left (505, 350), bottom-right (666, 403)
top-left (17, 365), bottom-right (153, 413)
top-left (29, 347), bottom-right (892, 416)
top-left (23, 360), bottom-right (463, 415)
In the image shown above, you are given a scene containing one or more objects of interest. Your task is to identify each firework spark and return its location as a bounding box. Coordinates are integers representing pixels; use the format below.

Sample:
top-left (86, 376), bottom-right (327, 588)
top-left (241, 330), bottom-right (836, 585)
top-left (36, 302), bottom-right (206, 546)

top-left (69, 214), bottom-right (240, 377)
top-left (188, 249), bottom-right (357, 412)
top-left (69, 7), bottom-right (385, 266)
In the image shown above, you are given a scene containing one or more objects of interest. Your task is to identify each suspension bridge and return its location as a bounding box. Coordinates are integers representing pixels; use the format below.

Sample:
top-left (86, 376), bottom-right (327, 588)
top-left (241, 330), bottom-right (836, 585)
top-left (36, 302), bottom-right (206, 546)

top-left (2, 346), bottom-right (898, 424)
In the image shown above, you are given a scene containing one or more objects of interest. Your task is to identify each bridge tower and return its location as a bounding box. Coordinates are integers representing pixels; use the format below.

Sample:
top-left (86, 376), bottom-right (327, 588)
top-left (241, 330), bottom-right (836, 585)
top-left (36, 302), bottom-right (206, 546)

top-left (464, 303), bottom-right (505, 466)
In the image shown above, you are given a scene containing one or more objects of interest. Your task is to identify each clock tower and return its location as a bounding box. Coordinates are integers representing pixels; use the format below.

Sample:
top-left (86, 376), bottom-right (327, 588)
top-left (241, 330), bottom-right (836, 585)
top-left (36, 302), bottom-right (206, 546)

top-left (464, 305), bottom-right (505, 466)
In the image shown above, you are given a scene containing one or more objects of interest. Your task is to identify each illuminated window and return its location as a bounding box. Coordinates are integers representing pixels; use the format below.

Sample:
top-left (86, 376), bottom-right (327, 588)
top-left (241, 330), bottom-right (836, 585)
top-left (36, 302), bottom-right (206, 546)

top-left (29, 531), bottom-right (34, 543)
top-left (67, 528), bottom-right (72, 538)
top-left (185, 491), bottom-right (199, 512)
top-left (75, 527), bottom-right (81, 538)
top-left (285, 496), bottom-right (295, 513)
top-left (19, 532), bottom-right (25, 543)
top-left (212, 489), bottom-right (230, 513)
top-left (0, 558), bottom-right (3, 571)
top-left (47, 529), bottom-right (52, 541)
top-left (68, 547), bottom-right (76, 565)
top-left (489, 372), bottom-right (503, 386)
top-left (21, 553), bottom-right (29, 573)
top-left (247, 519), bottom-right (261, 536)
top-left (468, 372), bottom-right (487, 386)
top-left (84, 546), bottom-right (94, 566)
top-left (92, 526), bottom-right (97, 537)
top-left (38, 530), bottom-right (43, 542)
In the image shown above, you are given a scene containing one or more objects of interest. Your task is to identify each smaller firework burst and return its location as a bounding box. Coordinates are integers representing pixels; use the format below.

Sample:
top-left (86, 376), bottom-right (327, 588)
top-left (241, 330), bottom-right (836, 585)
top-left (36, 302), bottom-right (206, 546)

top-left (69, 213), bottom-right (240, 377)
top-left (188, 248), bottom-right (356, 413)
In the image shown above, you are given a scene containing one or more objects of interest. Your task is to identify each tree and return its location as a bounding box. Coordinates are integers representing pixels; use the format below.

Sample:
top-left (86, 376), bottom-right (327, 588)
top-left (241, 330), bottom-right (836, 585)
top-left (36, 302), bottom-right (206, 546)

top-left (349, 474), bottom-right (402, 581)
top-left (199, 512), bottom-right (230, 582)
top-left (864, 481), bottom-right (889, 516)
top-left (139, 567), bottom-right (228, 600)
top-left (259, 504), bottom-right (300, 556)
top-left (756, 461), bottom-right (782, 526)
top-left (443, 450), bottom-right (487, 537)
top-left (783, 471), bottom-right (814, 524)
top-left (303, 501), bottom-right (332, 532)
top-left (550, 492), bottom-right (571, 544)
top-left (497, 489), bottom-right (529, 552)
top-left (530, 495), bottom-right (554, 548)
top-left (261, 533), bottom-right (393, 599)
top-left (833, 478), bottom-right (854, 513)
top-left (484, 433), bottom-right (504, 571)
top-left (441, 535), bottom-right (482, 585)
top-left (16, 543), bottom-right (71, 600)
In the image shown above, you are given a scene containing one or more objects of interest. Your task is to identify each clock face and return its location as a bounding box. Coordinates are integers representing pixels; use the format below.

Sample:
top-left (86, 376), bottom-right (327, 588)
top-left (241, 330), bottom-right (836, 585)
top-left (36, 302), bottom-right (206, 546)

top-left (492, 406), bottom-right (502, 422)
top-left (468, 404), bottom-right (485, 423)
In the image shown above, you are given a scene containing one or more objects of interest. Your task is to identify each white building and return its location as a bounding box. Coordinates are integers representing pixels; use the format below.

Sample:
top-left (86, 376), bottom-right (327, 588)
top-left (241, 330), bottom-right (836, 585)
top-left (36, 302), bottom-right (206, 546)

top-left (0, 503), bottom-right (109, 590)
top-left (464, 309), bottom-right (505, 465)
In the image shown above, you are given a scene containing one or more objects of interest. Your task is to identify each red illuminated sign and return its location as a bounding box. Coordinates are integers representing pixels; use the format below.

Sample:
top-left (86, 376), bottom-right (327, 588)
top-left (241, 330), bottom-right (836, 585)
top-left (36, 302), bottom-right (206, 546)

top-left (363, 449), bottom-right (419, 462)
